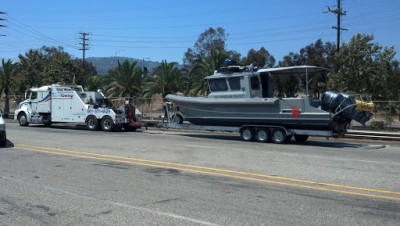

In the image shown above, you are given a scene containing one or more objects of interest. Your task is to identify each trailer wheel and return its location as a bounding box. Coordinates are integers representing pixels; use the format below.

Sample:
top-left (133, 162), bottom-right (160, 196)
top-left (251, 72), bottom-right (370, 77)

top-left (101, 116), bottom-right (114, 132)
top-left (271, 128), bottom-right (287, 144)
top-left (86, 116), bottom-right (98, 131)
top-left (171, 113), bottom-right (183, 124)
top-left (240, 127), bottom-right (254, 141)
top-left (294, 134), bottom-right (309, 143)
top-left (255, 128), bottom-right (270, 142)
top-left (18, 112), bottom-right (29, 127)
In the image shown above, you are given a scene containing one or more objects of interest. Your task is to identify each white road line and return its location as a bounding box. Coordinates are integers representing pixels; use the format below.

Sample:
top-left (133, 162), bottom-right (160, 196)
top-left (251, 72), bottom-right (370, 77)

top-left (1, 176), bottom-right (219, 226)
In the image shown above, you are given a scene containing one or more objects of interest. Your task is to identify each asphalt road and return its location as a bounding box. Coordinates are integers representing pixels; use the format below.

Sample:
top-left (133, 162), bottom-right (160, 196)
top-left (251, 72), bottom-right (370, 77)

top-left (1, 122), bottom-right (399, 225)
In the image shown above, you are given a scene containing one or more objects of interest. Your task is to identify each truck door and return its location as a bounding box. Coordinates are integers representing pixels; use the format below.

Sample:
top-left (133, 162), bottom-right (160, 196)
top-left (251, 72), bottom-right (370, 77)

top-left (30, 91), bottom-right (51, 114)
top-left (30, 91), bottom-right (39, 114)
top-left (37, 91), bottom-right (51, 113)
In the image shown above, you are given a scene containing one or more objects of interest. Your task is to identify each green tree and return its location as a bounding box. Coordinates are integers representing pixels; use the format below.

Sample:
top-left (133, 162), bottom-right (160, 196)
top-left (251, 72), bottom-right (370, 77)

top-left (183, 27), bottom-right (240, 69)
top-left (389, 61), bottom-right (400, 100)
top-left (299, 39), bottom-right (336, 67)
top-left (14, 46), bottom-right (83, 93)
top-left (184, 27), bottom-right (227, 67)
top-left (298, 39), bottom-right (336, 97)
top-left (187, 50), bottom-right (227, 96)
top-left (143, 60), bottom-right (185, 98)
top-left (278, 39), bottom-right (336, 97)
top-left (279, 39), bottom-right (336, 68)
top-left (0, 59), bottom-right (16, 117)
top-left (84, 75), bottom-right (103, 91)
top-left (242, 47), bottom-right (275, 68)
top-left (328, 33), bottom-right (398, 100)
top-left (74, 59), bottom-right (98, 77)
top-left (103, 60), bottom-right (143, 98)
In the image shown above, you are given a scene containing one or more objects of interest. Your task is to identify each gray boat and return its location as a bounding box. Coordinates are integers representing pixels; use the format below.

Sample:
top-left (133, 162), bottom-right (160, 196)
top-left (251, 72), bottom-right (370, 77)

top-left (165, 65), bottom-right (373, 142)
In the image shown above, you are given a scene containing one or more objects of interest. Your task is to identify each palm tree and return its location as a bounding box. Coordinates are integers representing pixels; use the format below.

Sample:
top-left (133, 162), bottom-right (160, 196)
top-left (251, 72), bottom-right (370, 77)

top-left (103, 60), bottom-right (143, 98)
top-left (187, 50), bottom-right (227, 96)
top-left (85, 75), bottom-right (103, 91)
top-left (0, 59), bottom-right (16, 117)
top-left (143, 60), bottom-right (185, 99)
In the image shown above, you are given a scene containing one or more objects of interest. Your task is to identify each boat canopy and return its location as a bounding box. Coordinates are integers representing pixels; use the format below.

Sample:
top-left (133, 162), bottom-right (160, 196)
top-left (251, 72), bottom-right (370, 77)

top-left (258, 65), bottom-right (329, 74)
top-left (258, 65), bottom-right (330, 96)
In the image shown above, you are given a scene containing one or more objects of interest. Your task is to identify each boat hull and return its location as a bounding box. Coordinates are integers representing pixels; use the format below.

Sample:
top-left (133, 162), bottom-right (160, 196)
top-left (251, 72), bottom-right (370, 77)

top-left (166, 94), bottom-right (333, 130)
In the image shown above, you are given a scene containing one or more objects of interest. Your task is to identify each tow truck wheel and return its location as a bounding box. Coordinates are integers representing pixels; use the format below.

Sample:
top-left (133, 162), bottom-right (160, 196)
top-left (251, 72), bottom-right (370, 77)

top-left (18, 113), bottom-right (29, 127)
top-left (101, 116), bottom-right (115, 132)
top-left (240, 127), bottom-right (255, 141)
top-left (294, 134), bottom-right (309, 143)
top-left (43, 115), bottom-right (51, 127)
top-left (255, 128), bottom-right (270, 142)
top-left (86, 116), bottom-right (98, 131)
top-left (271, 128), bottom-right (287, 144)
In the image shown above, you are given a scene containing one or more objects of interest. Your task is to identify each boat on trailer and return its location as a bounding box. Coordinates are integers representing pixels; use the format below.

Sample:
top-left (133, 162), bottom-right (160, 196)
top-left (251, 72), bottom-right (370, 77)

top-left (163, 65), bottom-right (373, 143)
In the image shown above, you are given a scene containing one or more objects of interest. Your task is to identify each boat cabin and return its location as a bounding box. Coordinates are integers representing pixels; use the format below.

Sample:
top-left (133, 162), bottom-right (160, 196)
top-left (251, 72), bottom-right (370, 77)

top-left (205, 65), bottom-right (329, 99)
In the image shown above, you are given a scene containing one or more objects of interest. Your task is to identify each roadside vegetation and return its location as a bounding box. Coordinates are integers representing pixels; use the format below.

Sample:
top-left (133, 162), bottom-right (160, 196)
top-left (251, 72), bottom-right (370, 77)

top-left (1, 27), bottom-right (400, 127)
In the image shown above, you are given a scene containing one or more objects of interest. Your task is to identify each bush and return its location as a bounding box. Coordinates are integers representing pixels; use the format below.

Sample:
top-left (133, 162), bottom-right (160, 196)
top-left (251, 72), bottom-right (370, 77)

top-left (370, 121), bottom-right (384, 130)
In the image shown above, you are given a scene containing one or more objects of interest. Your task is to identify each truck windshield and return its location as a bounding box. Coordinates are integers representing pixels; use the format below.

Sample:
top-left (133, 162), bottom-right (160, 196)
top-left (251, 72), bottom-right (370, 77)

top-left (25, 91), bottom-right (31, 100)
top-left (31, 92), bottom-right (37, 99)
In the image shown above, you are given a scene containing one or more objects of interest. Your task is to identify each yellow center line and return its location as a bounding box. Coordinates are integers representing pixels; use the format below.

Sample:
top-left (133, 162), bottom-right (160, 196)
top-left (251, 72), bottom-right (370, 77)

top-left (13, 144), bottom-right (400, 201)
top-left (15, 144), bottom-right (400, 195)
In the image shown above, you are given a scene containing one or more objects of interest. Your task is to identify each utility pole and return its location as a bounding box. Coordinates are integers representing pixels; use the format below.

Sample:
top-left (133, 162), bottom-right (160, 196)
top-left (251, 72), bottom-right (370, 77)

top-left (326, 0), bottom-right (347, 52)
top-left (79, 32), bottom-right (90, 70)
top-left (0, 11), bottom-right (6, 37)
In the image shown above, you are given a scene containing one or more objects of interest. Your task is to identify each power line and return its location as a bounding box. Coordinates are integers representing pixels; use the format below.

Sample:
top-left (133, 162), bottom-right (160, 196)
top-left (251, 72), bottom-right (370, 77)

top-left (0, 11), bottom-right (6, 37)
top-left (5, 14), bottom-right (77, 49)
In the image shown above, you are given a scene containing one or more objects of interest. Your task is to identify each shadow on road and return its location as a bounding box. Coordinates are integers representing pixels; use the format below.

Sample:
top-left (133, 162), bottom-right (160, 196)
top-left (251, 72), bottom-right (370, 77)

top-left (0, 140), bottom-right (15, 148)
top-left (25, 124), bottom-right (144, 133)
top-left (179, 133), bottom-right (372, 149)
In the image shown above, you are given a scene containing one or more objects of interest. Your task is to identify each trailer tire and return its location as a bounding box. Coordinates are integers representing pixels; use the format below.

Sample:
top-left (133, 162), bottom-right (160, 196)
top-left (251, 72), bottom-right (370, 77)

top-left (294, 134), bottom-right (309, 143)
top-left (255, 128), bottom-right (270, 142)
top-left (171, 114), bottom-right (183, 124)
top-left (18, 112), bottom-right (29, 127)
top-left (271, 128), bottom-right (287, 144)
top-left (240, 127), bottom-right (255, 141)
top-left (101, 116), bottom-right (115, 132)
top-left (86, 116), bottom-right (98, 131)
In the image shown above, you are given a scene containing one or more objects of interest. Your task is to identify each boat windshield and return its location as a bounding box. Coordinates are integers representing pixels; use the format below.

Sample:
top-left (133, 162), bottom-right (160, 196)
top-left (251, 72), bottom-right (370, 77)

top-left (228, 77), bottom-right (241, 91)
top-left (208, 78), bottom-right (228, 92)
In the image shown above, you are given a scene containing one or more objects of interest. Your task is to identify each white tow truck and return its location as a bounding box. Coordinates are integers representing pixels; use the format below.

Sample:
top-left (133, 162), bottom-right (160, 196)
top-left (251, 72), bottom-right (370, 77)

top-left (14, 83), bottom-right (144, 132)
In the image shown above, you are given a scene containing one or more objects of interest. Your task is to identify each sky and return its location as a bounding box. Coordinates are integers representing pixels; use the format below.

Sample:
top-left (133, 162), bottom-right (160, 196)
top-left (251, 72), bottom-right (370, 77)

top-left (1, 0), bottom-right (399, 64)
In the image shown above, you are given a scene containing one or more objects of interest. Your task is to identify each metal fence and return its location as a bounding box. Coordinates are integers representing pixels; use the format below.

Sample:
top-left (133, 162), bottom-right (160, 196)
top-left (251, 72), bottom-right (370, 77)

top-left (2, 95), bottom-right (399, 131)
top-left (361, 101), bottom-right (400, 131)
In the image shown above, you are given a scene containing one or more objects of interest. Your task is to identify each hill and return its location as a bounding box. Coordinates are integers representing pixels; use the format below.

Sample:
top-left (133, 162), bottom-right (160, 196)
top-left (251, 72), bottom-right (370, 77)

top-left (86, 57), bottom-right (160, 75)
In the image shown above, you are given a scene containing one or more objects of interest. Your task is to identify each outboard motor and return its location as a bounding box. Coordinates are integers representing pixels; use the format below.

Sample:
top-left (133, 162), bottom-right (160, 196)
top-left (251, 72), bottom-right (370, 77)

top-left (322, 91), bottom-right (373, 128)
top-left (322, 91), bottom-right (356, 123)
